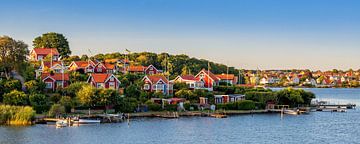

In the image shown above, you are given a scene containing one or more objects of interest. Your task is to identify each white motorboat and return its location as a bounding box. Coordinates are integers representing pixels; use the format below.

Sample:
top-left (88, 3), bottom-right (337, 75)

top-left (283, 109), bottom-right (299, 115)
top-left (56, 120), bottom-right (68, 128)
top-left (75, 119), bottom-right (101, 124)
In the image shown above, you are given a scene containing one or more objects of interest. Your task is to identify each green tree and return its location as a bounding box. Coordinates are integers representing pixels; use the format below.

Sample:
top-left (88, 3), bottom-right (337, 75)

top-left (125, 84), bottom-right (141, 99)
top-left (3, 90), bottom-right (28, 105)
top-left (65, 82), bottom-right (89, 97)
top-left (29, 93), bottom-right (49, 113)
top-left (0, 36), bottom-right (29, 79)
top-left (48, 104), bottom-right (65, 117)
top-left (24, 80), bottom-right (45, 94)
top-left (33, 32), bottom-right (71, 58)
top-left (76, 85), bottom-right (96, 106)
top-left (59, 96), bottom-right (73, 113)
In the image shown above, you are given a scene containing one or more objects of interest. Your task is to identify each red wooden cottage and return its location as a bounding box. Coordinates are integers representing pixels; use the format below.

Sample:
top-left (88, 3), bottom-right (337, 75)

top-left (41, 73), bottom-right (69, 91)
top-left (87, 73), bottom-right (121, 90)
top-left (30, 48), bottom-right (59, 61)
top-left (144, 65), bottom-right (162, 75)
top-left (94, 62), bottom-right (117, 74)
top-left (194, 69), bottom-right (220, 91)
top-left (142, 75), bottom-right (173, 95)
top-left (68, 60), bottom-right (96, 73)
top-left (173, 75), bottom-right (204, 89)
top-left (215, 73), bottom-right (238, 85)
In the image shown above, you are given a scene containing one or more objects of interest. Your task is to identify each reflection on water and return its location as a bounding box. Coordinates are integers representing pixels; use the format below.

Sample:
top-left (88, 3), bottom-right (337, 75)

top-left (1, 88), bottom-right (360, 144)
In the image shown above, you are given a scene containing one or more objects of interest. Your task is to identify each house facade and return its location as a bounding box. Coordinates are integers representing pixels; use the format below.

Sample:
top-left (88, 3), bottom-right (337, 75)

top-left (68, 60), bottom-right (96, 73)
top-left (216, 73), bottom-right (238, 85)
top-left (30, 48), bottom-right (59, 61)
top-left (41, 73), bottom-right (69, 91)
top-left (194, 69), bottom-right (219, 91)
top-left (87, 73), bottom-right (121, 90)
top-left (142, 75), bottom-right (173, 95)
top-left (173, 75), bottom-right (204, 89)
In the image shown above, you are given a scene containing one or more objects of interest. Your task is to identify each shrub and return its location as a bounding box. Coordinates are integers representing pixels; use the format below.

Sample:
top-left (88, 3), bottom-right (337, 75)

top-left (3, 90), bottom-right (28, 106)
top-left (29, 93), bottom-right (49, 113)
top-left (0, 105), bottom-right (35, 125)
top-left (48, 104), bottom-right (66, 118)
top-left (145, 100), bottom-right (162, 111)
top-left (164, 103), bottom-right (177, 111)
top-left (236, 100), bottom-right (256, 110)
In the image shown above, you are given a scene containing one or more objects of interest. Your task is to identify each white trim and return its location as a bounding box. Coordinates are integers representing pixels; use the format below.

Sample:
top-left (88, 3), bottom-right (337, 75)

top-left (144, 65), bottom-right (158, 72)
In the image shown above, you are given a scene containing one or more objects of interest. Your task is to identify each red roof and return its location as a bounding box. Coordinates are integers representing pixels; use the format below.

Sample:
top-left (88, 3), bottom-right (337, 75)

top-left (43, 61), bottom-right (62, 68)
top-left (198, 69), bottom-right (220, 81)
top-left (41, 73), bottom-right (69, 81)
top-left (90, 73), bottom-right (112, 83)
top-left (216, 74), bottom-right (235, 80)
top-left (33, 48), bottom-right (59, 55)
top-left (145, 75), bottom-right (169, 83)
top-left (73, 61), bottom-right (91, 68)
top-left (104, 62), bottom-right (115, 69)
top-left (128, 65), bottom-right (146, 72)
top-left (179, 75), bottom-right (197, 81)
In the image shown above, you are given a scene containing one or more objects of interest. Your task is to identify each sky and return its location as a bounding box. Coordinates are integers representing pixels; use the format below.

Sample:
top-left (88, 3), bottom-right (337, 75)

top-left (1, 0), bottom-right (360, 71)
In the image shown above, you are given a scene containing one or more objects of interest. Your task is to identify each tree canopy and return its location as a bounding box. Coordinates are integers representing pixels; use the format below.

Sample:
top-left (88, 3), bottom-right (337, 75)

top-left (0, 36), bottom-right (29, 78)
top-left (33, 32), bottom-right (71, 58)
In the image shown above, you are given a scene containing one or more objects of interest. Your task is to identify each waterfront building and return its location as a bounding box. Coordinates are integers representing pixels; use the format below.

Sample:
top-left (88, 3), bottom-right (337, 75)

top-left (194, 69), bottom-right (220, 91)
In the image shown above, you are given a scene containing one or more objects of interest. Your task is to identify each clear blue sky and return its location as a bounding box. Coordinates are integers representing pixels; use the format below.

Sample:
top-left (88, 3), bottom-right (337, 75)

top-left (1, 0), bottom-right (359, 70)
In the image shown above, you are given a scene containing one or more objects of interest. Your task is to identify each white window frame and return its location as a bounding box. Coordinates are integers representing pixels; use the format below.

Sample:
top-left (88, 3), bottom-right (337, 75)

top-left (38, 55), bottom-right (44, 61)
top-left (45, 82), bottom-right (53, 89)
top-left (144, 84), bottom-right (150, 90)
top-left (109, 82), bottom-right (115, 89)
top-left (97, 68), bottom-right (102, 72)
top-left (56, 81), bottom-right (63, 88)
top-left (97, 83), bottom-right (105, 88)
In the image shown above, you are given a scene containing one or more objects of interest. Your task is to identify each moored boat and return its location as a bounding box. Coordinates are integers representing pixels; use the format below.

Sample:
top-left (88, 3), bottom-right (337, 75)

top-left (74, 119), bottom-right (101, 124)
top-left (56, 120), bottom-right (68, 128)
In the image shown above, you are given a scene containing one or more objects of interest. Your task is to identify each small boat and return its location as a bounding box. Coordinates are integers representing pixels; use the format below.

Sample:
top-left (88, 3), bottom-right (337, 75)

top-left (74, 119), bottom-right (101, 124)
top-left (56, 120), bottom-right (68, 128)
top-left (283, 109), bottom-right (299, 115)
top-left (210, 114), bottom-right (227, 118)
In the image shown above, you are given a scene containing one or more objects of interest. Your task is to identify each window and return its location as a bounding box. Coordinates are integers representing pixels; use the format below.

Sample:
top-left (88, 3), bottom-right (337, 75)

top-left (149, 71), bottom-right (154, 75)
top-left (38, 55), bottom-right (43, 60)
top-left (55, 69), bottom-right (61, 73)
top-left (144, 84), bottom-right (150, 90)
top-left (97, 83), bottom-right (104, 88)
top-left (97, 68), bottom-right (102, 72)
top-left (110, 77), bottom-right (114, 81)
top-left (56, 81), bottom-right (63, 88)
top-left (109, 82), bottom-right (115, 89)
top-left (45, 82), bottom-right (52, 89)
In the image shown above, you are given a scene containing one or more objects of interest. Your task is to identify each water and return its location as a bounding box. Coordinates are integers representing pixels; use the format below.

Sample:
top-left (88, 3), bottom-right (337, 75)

top-left (1, 88), bottom-right (360, 144)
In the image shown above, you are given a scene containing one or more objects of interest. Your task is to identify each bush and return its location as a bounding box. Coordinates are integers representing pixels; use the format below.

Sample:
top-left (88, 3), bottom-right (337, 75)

top-left (29, 93), bottom-right (49, 113)
top-left (0, 105), bottom-right (35, 125)
top-left (236, 100), bottom-right (256, 110)
top-left (48, 104), bottom-right (66, 118)
top-left (216, 100), bottom-right (256, 110)
top-left (3, 90), bottom-right (28, 106)
top-left (59, 96), bottom-right (73, 113)
top-left (164, 103), bottom-right (177, 111)
top-left (145, 100), bottom-right (162, 111)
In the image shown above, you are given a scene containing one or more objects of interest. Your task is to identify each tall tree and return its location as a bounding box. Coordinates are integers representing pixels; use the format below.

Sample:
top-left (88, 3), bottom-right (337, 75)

top-left (0, 36), bottom-right (29, 79)
top-left (33, 32), bottom-right (71, 58)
